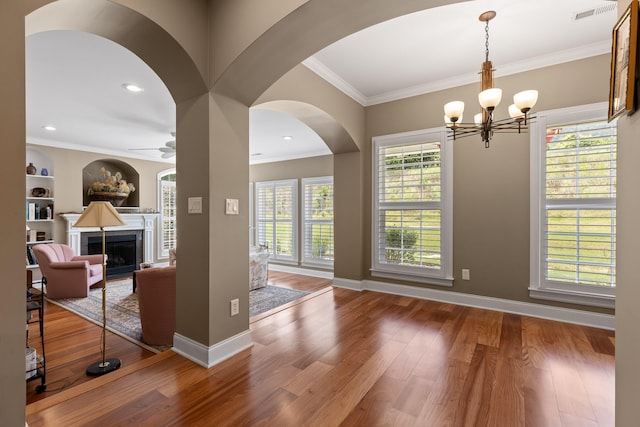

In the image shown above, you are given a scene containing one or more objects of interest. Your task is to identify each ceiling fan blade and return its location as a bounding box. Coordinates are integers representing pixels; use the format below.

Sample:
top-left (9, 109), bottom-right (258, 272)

top-left (161, 151), bottom-right (176, 159)
top-left (166, 140), bottom-right (176, 149)
top-left (159, 147), bottom-right (175, 153)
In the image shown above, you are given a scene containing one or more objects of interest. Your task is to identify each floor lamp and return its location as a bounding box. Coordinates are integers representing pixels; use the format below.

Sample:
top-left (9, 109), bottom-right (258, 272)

top-left (74, 201), bottom-right (126, 376)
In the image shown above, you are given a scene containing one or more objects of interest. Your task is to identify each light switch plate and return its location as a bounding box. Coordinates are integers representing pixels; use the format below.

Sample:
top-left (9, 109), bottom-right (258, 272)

top-left (225, 198), bottom-right (239, 215)
top-left (230, 298), bottom-right (239, 316)
top-left (188, 197), bottom-right (203, 214)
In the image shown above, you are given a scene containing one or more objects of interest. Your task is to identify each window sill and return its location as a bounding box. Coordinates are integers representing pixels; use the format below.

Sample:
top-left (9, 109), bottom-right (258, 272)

top-left (371, 269), bottom-right (453, 287)
top-left (529, 287), bottom-right (614, 309)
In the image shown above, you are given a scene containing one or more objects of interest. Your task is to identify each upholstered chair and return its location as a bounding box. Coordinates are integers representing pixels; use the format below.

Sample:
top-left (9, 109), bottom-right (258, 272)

top-left (136, 265), bottom-right (176, 346)
top-left (31, 243), bottom-right (104, 299)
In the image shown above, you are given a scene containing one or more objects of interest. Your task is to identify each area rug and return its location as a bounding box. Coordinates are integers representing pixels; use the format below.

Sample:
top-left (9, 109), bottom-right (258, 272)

top-left (249, 285), bottom-right (310, 317)
top-left (43, 279), bottom-right (166, 353)
top-left (46, 280), bottom-right (310, 352)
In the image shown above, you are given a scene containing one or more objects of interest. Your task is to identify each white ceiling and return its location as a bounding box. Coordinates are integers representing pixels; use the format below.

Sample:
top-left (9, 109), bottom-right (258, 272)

top-left (25, 0), bottom-right (617, 164)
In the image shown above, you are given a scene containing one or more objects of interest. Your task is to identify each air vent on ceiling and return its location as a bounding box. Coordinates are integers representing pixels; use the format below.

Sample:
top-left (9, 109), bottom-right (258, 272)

top-left (573, 3), bottom-right (616, 21)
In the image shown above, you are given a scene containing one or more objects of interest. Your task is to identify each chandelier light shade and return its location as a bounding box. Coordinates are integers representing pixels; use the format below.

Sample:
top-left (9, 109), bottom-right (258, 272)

top-left (74, 201), bottom-right (126, 376)
top-left (444, 101), bottom-right (465, 122)
top-left (443, 11), bottom-right (538, 148)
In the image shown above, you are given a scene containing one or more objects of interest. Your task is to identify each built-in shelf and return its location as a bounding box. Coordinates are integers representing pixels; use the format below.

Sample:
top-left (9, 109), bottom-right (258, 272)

top-left (26, 147), bottom-right (55, 277)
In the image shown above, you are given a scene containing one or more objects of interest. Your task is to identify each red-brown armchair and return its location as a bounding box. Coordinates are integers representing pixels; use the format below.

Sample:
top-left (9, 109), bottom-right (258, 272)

top-left (32, 243), bottom-right (104, 299)
top-left (135, 265), bottom-right (176, 346)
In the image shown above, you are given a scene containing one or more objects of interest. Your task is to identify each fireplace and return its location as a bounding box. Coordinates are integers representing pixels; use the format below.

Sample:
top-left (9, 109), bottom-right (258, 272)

top-left (61, 213), bottom-right (159, 272)
top-left (81, 230), bottom-right (143, 279)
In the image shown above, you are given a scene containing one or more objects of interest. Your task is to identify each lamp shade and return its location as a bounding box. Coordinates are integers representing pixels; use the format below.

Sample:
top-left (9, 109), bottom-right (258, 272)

top-left (513, 90), bottom-right (538, 112)
top-left (74, 201), bottom-right (126, 228)
top-left (444, 101), bottom-right (465, 121)
top-left (444, 114), bottom-right (463, 126)
top-left (508, 104), bottom-right (524, 120)
top-left (478, 88), bottom-right (502, 110)
top-left (474, 113), bottom-right (483, 126)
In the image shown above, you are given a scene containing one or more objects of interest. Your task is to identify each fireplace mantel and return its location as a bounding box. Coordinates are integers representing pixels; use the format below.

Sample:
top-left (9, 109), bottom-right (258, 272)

top-left (60, 213), bottom-right (159, 263)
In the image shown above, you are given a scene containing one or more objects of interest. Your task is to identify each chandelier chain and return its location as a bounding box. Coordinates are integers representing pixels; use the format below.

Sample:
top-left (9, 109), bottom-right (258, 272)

top-left (485, 20), bottom-right (490, 62)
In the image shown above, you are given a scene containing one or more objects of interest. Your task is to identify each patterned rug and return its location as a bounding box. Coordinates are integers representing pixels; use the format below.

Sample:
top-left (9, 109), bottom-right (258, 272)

top-left (44, 279), bottom-right (164, 352)
top-left (46, 280), bottom-right (310, 352)
top-left (249, 285), bottom-right (310, 317)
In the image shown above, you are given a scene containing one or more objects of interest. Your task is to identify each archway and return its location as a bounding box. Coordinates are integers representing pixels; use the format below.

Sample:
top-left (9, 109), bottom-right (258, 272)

top-left (254, 100), bottom-right (359, 155)
top-left (6, 2), bottom-right (473, 424)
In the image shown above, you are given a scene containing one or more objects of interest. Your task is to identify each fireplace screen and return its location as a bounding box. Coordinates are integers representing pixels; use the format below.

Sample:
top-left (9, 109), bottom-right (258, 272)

top-left (82, 230), bottom-right (143, 279)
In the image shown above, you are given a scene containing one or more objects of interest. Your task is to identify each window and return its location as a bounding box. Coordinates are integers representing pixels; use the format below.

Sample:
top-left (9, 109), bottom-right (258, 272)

top-left (372, 128), bottom-right (452, 286)
top-left (256, 179), bottom-right (298, 263)
top-left (249, 182), bottom-right (254, 247)
top-left (530, 102), bottom-right (616, 308)
top-left (157, 170), bottom-right (177, 259)
top-left (302, 176), bottom-right (334, 268)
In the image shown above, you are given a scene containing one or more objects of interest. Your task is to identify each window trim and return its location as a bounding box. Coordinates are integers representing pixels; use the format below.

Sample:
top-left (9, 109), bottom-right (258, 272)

top-left (529, 102), bottom-right (615, 308)
top-left (301, 176), bottom-right (334, 269)
top-left (249, 182), bottom-right (254, 247)
top-left (371, 127), bottom-right (453, 286)
top-left (157, 168), bottom-right (177, 260)
top-left (255, 179), bottom-right (299, 264)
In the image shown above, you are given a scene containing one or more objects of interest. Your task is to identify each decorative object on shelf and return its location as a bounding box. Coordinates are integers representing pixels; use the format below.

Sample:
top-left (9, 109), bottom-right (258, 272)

top-left (30, 187), bottom-right (49, 198)
top-left (73, 201), bottom-right (126, 376)
top-left (26, 163), bottom-right (37, 175)
top-left (40, 168), bottom-right (48, 176)
top-left (443, 11), bottom-right (538, 148)
top-left (87, 167), bottom-right (136, 207)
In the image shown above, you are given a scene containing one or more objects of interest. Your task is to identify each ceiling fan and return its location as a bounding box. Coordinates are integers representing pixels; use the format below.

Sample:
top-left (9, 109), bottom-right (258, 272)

top-left (130, 132), bottom-right (176, 158)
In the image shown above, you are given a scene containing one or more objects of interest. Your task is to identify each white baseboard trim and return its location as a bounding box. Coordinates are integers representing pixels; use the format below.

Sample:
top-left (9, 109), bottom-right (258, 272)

top-left (332, 277), bottom-right (364, 291)
top-left (269, 263), bottom-right (334, 279)
top-left (172, 330), bottom-right (253, 368)
top-left (333, 277), bottom-right (614, 330)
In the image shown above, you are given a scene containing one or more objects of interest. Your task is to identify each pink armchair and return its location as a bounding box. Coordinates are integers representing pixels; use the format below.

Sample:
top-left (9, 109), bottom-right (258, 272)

top-left (135, 265), bottom-right (176, 346)
top-left (32, 243), bottom-right (104, 299)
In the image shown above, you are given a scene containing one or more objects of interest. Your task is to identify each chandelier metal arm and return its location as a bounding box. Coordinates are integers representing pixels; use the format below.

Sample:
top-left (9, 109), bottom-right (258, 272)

top-left (446, 113), bottom-right (535, 147)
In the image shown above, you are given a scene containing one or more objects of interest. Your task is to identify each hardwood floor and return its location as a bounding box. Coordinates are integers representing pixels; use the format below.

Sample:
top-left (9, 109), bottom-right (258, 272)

top-left (26, 271), bottom-right (614, 426)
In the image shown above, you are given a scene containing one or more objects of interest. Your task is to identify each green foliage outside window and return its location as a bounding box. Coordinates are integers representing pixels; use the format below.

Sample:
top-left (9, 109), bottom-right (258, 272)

top-left (384, 229), bottom-right (419, 264)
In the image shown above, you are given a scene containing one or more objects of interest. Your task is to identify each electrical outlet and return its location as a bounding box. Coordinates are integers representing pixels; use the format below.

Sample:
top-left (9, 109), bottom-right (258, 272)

top-left (462, 269), bottom-right (470, 280)
top-left (230, 298), bottom-right (239, 316)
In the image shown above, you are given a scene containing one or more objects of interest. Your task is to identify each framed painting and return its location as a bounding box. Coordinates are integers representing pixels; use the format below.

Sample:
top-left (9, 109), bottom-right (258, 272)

top-left (609, 0), bottom-right (638, 121)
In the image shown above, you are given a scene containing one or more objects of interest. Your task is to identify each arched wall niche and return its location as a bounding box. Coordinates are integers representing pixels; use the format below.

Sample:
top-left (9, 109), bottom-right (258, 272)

top-left (82, 159), bottom-right (139, 208)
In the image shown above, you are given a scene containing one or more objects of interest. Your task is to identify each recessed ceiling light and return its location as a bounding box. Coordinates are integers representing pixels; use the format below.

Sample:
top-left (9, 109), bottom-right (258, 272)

top-left (122, 83), bottom-right (144, 93)
top-left (282, 136), bottom-right (293, 141)
top-left (42, 125), bottom-right (56, 131)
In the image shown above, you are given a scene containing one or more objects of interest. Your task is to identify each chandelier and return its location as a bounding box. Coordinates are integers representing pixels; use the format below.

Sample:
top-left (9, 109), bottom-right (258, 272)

top-left (443, 11), bottom-right (538, 148)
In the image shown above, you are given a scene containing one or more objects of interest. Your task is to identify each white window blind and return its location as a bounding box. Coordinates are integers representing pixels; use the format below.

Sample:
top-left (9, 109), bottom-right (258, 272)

top-left (256, 179), bottom-right (298, 263)
top-left (545, 120), bottom-right (616, 287)
top-left (302, 177), bottom-right (334, 268)
top-left (530, 103), bottom-right (616, 307)
top-left (158, 171), bottom-right (177, 259)
top-left (372, 128), bottom-right (452, 285)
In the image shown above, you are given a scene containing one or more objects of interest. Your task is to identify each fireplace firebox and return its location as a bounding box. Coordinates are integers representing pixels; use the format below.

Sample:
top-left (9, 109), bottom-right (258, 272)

top-left (81, 230), bottom-right (143, 279)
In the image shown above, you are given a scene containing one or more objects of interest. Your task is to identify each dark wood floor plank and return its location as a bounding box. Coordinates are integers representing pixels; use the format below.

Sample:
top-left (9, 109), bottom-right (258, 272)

top-left (453, 344), bottom-right (497, 427)
top-left (487, 354), bottom-right (525, 427)
top-left (26, 272), bottom-right (615, 427)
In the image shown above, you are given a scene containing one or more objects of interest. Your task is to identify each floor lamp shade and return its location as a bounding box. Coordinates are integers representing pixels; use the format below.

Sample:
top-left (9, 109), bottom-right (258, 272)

top-left (73, 201), bottom-right (126, 376)
top-left (74, 201), bottom-right (127, 228)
